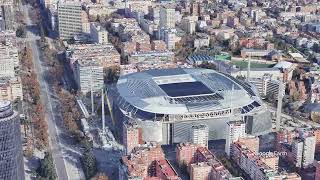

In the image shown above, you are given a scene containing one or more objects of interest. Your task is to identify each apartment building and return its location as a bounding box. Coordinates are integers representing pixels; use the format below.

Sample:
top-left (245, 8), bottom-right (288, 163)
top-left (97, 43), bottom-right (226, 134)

top-left (0, 54), bottom-right (14, 78)
top-left (73, 60), bottom-right (104, 94)
top-left (159, 5), bottom-right (175, 29)
top-left (90, 23), bottom-right (108, 44)
top-left (176, 143), bottom-right (202, 166)
top-left (190, 124), bottom-right (209, 147)
top-left (67, 44), bottom-right (120, 69)
top-left (225, 121), bottom-right (246, 156)
top-left (58, 2), bottom-right (83, 40)
top-left (0, 77), bottom-right (23, 101)
top-left (123, 121), bottom-right (142, 155)
top-left (119, 143), bottom-right (176, 179)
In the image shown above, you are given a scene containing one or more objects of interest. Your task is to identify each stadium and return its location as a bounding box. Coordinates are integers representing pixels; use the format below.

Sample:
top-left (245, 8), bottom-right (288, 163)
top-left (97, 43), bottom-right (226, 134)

top-left (115, 68), bottom-right (272, 144)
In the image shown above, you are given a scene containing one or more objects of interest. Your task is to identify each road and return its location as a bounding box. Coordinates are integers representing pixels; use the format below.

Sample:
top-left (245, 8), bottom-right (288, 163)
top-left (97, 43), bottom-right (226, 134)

top-left (22, 4), bottom-right (70, 180)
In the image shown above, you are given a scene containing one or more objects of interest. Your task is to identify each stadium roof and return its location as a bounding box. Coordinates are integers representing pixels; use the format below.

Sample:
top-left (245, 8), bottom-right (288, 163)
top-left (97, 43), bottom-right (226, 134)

top-left (116, 68), bottom-right (262, 115)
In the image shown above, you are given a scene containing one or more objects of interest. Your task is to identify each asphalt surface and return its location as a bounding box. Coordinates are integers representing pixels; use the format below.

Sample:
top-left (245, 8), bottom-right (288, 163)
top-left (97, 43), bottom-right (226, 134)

top-left (23, 4), bottom-right (69, 180)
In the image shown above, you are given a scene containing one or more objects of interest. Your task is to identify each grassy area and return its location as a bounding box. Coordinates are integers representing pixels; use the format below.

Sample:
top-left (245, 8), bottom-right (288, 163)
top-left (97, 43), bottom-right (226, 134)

top-left (231, 61), bottom-right (276, 69)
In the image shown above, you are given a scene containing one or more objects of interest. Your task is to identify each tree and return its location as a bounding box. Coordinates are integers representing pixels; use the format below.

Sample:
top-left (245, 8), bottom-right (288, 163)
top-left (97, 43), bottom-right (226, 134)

top-left (16, 26), bottom-right (26, 38)
top-left (313, 43), bottom-right (320, 53)
top-left (82, 147), bottom-right (97, 179)
top-left (37, 152), bottom-right (57, 180)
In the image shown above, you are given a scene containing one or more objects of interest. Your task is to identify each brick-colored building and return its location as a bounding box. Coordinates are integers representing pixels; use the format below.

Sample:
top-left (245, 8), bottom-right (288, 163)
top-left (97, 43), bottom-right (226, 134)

top-left (176, 143), bottom-right (201, 166)
top-left (314, 128), bottom-right (320, 152)
top-left (155, 159), bottom-right (180, 180)
top-left (259, 154), bottom-right (279, 172)
top-left (238, 136), bottom-right (260, 154)
top-left (151, 40), bottom-right (167, 51)
top-left (123, 121), bottom-right (142, 155)
top-left (136, 42), bottom-right (152, 52)
top-left (315, 161), bottom-right (320, 180)
top-left (119, 143), bottom-right (166, 179)
top-left (190, 162), bottom-right (212, 180)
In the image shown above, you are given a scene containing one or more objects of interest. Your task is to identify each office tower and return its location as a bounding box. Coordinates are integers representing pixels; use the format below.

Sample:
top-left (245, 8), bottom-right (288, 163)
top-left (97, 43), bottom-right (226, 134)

top-left (58, 2), bottom-right (82, 40)
top-left (191, 124), bottom-right (209, 147)
top-left (123, 121), bottom-right (142, 155)
top-left (225, 121), bottom-right (246, 156)
top-left (159, 6), bottom-right (175, 29)
top-left (0, 101), bottom-right (24, 180)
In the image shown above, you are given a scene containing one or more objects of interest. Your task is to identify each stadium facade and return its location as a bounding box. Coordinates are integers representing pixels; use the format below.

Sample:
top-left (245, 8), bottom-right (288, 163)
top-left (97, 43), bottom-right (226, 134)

top-left (115, 68), bottom-right (272, 144)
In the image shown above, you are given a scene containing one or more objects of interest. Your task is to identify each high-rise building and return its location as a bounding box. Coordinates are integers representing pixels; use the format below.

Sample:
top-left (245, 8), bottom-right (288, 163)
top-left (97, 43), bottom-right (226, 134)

top-left (292, 140), bottom-right (303, 168)
top-left (302, 135), bottom-right (316, 168)
top-left (90, 23), bottom-right (108, 44)
top-left (123, 121), bottom-right (142, 155)
top-left (0, 101), bottom-right (24, 180)
top-left (159, 6), bottom-right (175, 29)
top-left (225, 121), bottom-right (246, 156)
top-left (58, 2), bottom-right (82, 40)
top-left (191, 124), bottom-right (208, 147)
top-left (74, 63), bottom-right (104, 94)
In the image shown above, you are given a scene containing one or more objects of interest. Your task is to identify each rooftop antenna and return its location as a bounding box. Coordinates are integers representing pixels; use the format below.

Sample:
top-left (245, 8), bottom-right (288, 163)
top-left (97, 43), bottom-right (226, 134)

top-left (90, 67), bottom-right (95, 116)
top-left (247, 55), bottom-right (251, 81)
top-left (276, 81), bottom-right (284, 131)
top-left (101, 88), bottom-right (105, 135)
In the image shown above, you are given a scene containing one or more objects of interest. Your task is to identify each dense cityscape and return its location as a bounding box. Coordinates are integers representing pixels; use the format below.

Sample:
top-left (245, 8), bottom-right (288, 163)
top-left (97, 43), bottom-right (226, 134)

top-left (0, 0), bottom-right (320, 179)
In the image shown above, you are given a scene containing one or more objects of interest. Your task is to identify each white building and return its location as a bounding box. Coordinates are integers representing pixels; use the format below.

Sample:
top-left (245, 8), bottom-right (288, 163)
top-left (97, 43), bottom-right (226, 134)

top-left (0, 55), bottom-right (14, 78)
top-left (302, 135), bottom-right (316, 168)
top-left (159, 6), bottom-right (175, 29)
top-left (90, 23), bottom-right (108, 44)
top-left (225, 120), bottom-right (246, 156)
top-left (190, 124), bottom-right (208, 147)
top-left (292, 140), bottom-right (303, 168)
top-left (73, 61), bottom-right (104, 94)
top-left (249, 75), bottom-right (281, 99)
top-left (58, 2), bottom-right (83, 40)
top-left (0, 77), bottom-right (23, 101)
top-left (181, 18), bottom-right (196, 34)
top-left (162, 28), bottom-right (179, 50)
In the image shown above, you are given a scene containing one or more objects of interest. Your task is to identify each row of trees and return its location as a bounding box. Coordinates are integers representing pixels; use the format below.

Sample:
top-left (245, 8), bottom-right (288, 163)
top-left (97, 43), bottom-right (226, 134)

top-left (57, 89), bottom-right (82, 137)
top-left (21, 47), bottom-right (49, 151)
top-left (82, 145), bottom-right (97, 179)
top-left (41, 39), bottom-right (83, 140)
